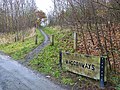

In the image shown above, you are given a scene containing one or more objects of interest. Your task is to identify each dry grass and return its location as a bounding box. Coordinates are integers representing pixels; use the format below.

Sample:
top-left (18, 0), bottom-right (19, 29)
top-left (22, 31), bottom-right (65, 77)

top-left (0, 33), bottom-right (15, 44)
top-left (0, 27), bottom-right (36, 45)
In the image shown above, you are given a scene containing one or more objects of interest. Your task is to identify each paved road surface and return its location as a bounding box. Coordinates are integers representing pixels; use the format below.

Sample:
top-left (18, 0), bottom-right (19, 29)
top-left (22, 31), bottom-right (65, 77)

top-left (0, 29), bottom-right (66, 90)
top-left (0, 54), bottom-right (66, 90)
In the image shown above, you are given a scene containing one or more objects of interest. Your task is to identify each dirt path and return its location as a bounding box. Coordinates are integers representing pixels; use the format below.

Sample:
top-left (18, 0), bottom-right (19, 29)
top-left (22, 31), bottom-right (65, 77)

top-left (22, 28), bottom-right (50, 65)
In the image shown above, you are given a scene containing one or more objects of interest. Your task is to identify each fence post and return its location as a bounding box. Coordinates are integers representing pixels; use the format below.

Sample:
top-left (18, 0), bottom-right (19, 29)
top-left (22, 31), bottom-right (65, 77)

top-left (100, 56), bottom-right (106, 89)
top-left (50, 35), bottom-right (54, 46)
top-left (59, 50), bottom-right (62, 68)
top-left (15, 36), bottom-right (17, 42)
top-left (22, 34), bottom-right (24, 42)
top-left (35, 35), bottom-right (38, 45)
top-left (74, 32), bottom-right (77, 51)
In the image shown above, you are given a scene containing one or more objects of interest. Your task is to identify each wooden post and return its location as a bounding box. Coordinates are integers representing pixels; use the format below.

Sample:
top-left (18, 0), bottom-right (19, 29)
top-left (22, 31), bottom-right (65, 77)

top-left (35, 35), bottom-right (38, 45)
top-left (50, 35), bottom-right (54, 46)
top-left (74, 32), bottom-right (77, 51)
top-left (22, 34), bottom-right (24, 42)
top-left (59, 50), bottom-right (62, 69)
top-left (15, 36), bottom-right (17, 42)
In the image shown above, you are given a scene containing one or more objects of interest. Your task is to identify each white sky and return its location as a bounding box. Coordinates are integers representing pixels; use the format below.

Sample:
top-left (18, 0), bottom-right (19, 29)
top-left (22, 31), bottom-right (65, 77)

top-left (35, 0), bottom-right (54, 14)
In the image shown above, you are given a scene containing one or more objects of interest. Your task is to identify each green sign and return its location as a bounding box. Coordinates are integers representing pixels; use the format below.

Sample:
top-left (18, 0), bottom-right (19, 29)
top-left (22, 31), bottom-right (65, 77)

top-left (62, 52), bottom-right (107, 81)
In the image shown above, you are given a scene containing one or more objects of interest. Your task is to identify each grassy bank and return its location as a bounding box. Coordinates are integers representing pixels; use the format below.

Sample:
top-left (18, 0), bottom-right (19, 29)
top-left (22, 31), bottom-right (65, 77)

top-left (29, 27), bottom-right (120, 90)
top-left (0, 28), bottom-right (44, 60)
top-left (29, 27), bottom-right (74, 85)
top-left (29, 27), bottom-right (96, 87)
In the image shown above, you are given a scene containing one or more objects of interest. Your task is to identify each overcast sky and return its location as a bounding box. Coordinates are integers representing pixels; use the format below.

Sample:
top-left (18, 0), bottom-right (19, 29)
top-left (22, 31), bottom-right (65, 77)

top-left (35, 0), bottom-right (54, 14)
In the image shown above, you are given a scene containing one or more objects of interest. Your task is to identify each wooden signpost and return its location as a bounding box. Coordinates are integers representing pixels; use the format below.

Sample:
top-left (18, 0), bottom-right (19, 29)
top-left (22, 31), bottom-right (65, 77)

top-left (59, 51), bottom-right (107, 88)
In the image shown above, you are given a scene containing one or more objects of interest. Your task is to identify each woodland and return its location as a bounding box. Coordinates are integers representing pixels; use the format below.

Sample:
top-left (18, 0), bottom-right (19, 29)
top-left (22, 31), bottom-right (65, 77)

top-left (48, 0), bottom-right (120, 73)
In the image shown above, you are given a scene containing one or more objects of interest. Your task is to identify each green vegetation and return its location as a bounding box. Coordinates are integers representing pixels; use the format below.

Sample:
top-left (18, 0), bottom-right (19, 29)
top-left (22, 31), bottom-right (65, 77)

top-left (108, 74), bottom-right (120, 90)
top-left (29, 27), bottom-right (74, 85)
top-left (0, 29), bottom-right (44, 60)
top-left (29, 27), bottom-right (120, 89)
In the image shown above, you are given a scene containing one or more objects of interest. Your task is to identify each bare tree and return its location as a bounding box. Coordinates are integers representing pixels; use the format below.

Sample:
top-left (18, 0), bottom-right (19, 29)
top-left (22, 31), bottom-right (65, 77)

top-left (49, 0), bottom-right (120, 73)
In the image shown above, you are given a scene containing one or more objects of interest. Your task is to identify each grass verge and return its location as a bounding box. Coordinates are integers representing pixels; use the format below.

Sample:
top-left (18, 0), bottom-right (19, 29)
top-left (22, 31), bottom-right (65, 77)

top-left (29, 27), bottom-right (120, 90)
top-left (0, 28), bottom-right (44, 60)
top-left (29, 27), bottom-right (96, 86)
top-left (29, 27), bottom-right (74, 85)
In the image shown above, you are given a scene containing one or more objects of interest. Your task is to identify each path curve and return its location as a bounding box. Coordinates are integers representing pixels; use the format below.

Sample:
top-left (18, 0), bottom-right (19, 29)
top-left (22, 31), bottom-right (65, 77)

top-left (22, 28), bottom-right (50, 65)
